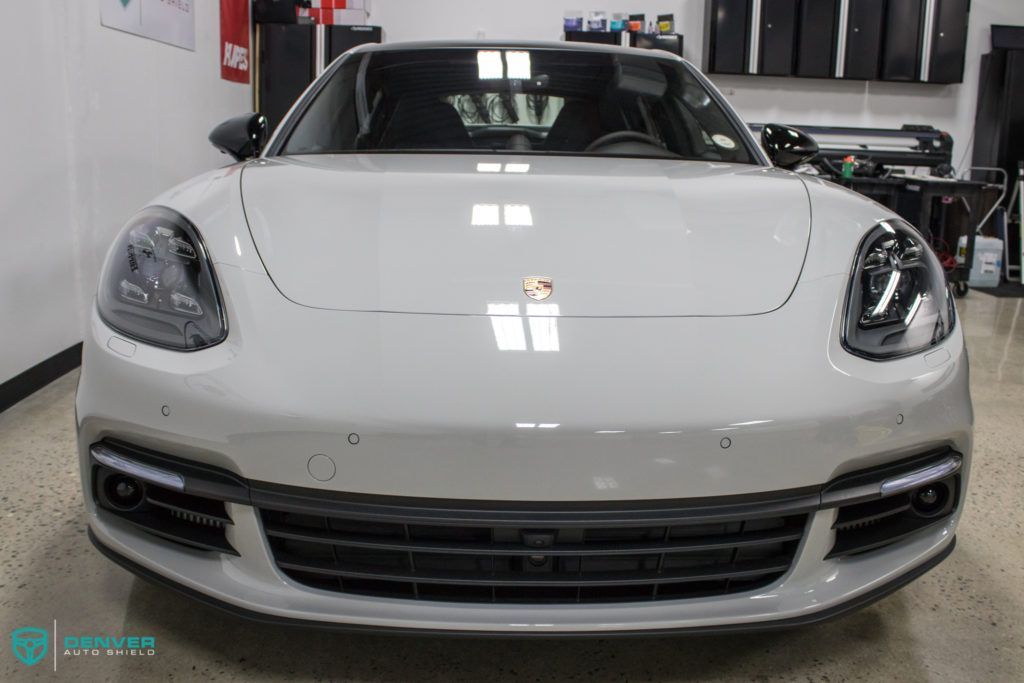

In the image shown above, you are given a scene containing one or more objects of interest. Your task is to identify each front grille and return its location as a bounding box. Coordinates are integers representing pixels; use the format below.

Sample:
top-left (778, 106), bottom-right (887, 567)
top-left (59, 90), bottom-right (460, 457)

top-left (258, 502), bottom-right (809, 604)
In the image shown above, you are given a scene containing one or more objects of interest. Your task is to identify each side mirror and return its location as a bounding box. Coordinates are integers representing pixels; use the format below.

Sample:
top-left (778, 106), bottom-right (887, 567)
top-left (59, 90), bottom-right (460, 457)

top-left (761, 123), bottom-right (818, 170)
top-left (209, 113), bottom-right (269, 162)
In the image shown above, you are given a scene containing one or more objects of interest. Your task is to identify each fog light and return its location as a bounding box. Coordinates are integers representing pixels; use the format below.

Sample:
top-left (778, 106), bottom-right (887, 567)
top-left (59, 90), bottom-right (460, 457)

top-left (104, 474), bottom-right (145, 511)
top-left (911, 483), bottom-right (948, 517)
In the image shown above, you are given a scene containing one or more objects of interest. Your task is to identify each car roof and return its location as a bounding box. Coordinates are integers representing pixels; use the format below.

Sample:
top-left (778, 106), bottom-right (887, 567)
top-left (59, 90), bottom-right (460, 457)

top-left (347, 39), bottom-right (690, 64)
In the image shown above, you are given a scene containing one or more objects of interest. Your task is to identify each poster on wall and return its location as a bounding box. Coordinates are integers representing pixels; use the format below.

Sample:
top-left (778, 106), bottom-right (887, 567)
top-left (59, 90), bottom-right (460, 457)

top-left (100, 0), bottom-right (196, 51)
top-left (220, 0), bottom-right (250, 83)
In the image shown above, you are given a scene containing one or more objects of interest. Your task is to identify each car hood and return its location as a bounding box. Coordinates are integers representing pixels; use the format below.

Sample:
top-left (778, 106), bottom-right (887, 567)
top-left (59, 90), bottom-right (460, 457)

top-left (240, 154), bottom-right (810, 317)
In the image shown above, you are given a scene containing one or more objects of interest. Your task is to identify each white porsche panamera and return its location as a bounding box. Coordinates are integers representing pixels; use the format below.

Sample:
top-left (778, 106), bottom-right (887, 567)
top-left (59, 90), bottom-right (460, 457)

top-left (78, 41), bottom-right (971, 635)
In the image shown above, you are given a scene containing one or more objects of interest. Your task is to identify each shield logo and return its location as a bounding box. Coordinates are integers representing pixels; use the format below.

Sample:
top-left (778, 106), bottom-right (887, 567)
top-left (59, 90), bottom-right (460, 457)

top-left (11, 627), bottom-right (48, 667)
top-left (522, 277), bottom-right (553, 301)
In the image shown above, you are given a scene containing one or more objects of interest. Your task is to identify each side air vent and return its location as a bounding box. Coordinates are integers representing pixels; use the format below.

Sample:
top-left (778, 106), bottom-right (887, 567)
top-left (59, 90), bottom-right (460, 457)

top-left (91, 444), bottom-right (239, 555)
top-left (824, 450), bottom-right (961, 559)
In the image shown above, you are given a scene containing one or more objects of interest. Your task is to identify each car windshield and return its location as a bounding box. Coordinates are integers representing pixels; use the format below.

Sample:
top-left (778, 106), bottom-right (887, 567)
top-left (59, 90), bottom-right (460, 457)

top-left (278, 47), bottom-right (756, 163)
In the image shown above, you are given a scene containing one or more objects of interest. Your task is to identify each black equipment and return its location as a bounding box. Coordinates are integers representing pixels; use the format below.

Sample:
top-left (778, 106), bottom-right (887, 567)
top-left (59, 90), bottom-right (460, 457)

top-left (326, 25), bottom-right (382, 66)
top-left (972, 28), bottom-right (1024, 200)
top-left (255, 23), bottom-right (315, 132)
top-left (564, 31), bottom-right (685, 57)
top-left (750, 122), bottom-right (1002, 294)
top-left (991, 24), bottom-right (1024, 51)
top-left (254, 16), bottom-right (381, 132)
top-left (254, 0), bottom-right (306, 24)
top-left (748, 123), bottom-right (954, 175)
top-left (972, 24), bottom-right (1024, 280)
top-left (630, 33), bottom-right (684, 56)
top-left (564, 31), bottom-right (622, 46)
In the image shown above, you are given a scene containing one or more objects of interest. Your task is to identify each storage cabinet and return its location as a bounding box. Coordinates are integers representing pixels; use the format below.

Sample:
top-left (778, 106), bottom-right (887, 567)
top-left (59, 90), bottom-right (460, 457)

top-left (705, 0), bottom-right (969, 84)
top-left (795, 0), bottom-right (839, 78)
top-left (759, 0), bottom-right (799, 76)
top-left (325, 25), bottom-right (382, 68)
top-left (881, 0), bottom-right (925, 81)
top-left (257, 24), bottom-right (315, 132)
top-left (705, 0), bottom-right (752, 75)
top-left (843, 0), bottom-right (885, 80)
top-left (927, 0), bottom-right (971, 83)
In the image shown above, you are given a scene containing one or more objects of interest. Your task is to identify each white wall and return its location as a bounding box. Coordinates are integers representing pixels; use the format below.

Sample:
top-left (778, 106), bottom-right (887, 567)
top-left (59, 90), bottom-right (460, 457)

top-left (369, 0), bottom-right (1024, 171)
top-left (0, 1), bottom-right (250, 385)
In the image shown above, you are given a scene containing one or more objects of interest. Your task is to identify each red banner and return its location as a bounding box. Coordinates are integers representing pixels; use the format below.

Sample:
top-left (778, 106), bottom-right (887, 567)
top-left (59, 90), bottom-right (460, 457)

top-left (220, 0), bottom-right (250, 84)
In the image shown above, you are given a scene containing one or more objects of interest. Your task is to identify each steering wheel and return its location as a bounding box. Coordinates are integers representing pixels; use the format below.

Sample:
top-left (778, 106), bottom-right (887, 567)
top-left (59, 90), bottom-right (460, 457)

top-left (585, 131), bottom-right (664, 152)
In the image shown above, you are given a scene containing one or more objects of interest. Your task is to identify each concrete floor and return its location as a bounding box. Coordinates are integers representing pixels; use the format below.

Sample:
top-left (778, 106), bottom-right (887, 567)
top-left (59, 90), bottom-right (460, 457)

top-left (1, 292), bottom-right (1022, 682)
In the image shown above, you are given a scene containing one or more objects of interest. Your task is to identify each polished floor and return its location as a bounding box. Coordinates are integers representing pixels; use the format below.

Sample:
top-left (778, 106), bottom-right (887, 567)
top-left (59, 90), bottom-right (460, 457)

top-left (1, 292), bottom-right (1022, 682)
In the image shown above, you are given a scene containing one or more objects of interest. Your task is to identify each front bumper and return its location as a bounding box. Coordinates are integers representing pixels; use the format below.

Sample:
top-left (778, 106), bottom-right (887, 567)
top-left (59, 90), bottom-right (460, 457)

top-left (83, 441), bottom-right (963, 634)
top-left (88, 526), bottom-right (956, 636)
top-left (77, 268), bottom-right (972, 633)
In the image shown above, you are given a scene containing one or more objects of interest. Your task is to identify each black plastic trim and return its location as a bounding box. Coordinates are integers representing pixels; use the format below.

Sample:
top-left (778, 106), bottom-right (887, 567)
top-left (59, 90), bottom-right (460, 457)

top-left (821, 447), bottom-right (960, 507)
top-left (251, 483), bottom-right (820, 527)
top-left (274, 556), bottom-right (791, 587)
top-left (262, 522), bottom-right (805, 556)
top-left (88, 527), bottom-right (956, 637)
top-left (0, 343), bottom-right (82, 414)
top-left (98, 509), bottom-right (238, 556)
top-left (96, 439), bottom-right (250, 505)
top-left (91, 440), bottom-right (963, 522)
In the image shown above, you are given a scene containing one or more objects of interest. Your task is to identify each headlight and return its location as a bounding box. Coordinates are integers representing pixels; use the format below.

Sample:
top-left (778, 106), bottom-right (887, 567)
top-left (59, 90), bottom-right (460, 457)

top-left (97, 207), bottom-right (226, 350)
top-left (843, 219), bottom-right (954, 360)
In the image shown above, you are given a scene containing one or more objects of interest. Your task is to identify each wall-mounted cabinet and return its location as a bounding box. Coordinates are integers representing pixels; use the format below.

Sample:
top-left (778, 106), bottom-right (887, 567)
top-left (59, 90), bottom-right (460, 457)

top-left (928, 0), bottom-right (971, 83)
top-left (795, 0), bottom-right (839, 78)
top-left (705, 0), bottom-right (753, 74)
top-left (880, 0), bottom-right (925, 81)
top-left (759, 0), bottom-right (799, 76)
top-left (704, 0), bottom-right (971, 84)
top-left (842, 0), bottom-right (886, 80)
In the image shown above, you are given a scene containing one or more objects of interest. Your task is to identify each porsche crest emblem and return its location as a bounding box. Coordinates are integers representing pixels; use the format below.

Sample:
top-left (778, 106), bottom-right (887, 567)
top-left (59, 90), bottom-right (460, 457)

top-left (522, 277), bottom-right (553, 301)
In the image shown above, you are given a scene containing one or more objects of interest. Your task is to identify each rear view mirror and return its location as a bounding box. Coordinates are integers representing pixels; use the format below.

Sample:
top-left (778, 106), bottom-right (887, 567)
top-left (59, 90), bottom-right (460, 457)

top-left (761, 123), bottom-right (818, 169)
top-left (612, 59), bottom-right (668, 99)
top-left (209, 113), bottom-right (269, 162)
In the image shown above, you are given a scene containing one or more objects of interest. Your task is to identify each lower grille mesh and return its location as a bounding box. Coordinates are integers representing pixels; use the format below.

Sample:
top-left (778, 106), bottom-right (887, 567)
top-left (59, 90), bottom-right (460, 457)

top-left (259, 507), bottom-right (807, 604)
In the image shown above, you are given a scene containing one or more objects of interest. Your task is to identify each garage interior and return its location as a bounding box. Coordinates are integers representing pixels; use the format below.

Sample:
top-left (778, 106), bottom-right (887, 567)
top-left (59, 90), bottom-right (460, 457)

top-left (1, 1), bottom-right (1023, 680)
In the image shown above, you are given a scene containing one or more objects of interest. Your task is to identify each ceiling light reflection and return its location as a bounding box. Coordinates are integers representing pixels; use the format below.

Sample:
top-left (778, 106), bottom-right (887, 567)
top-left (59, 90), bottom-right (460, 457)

top-left (504, 163), bottom-right (530, 173)
top-left (476, 163), bottom-right (502, 173)
top-left (506, 51), bottom-right (532, 79)
top-left (488, 303), bottom-right (561, 352)
top-left (477, 50), bottom-right (504, 79)
top-left (526, 303), bottom-right (560, 351)
top-left (472, 203), bottom-right (500, 226)
top-left (487, 303), bottom-right (527, 350)
top-left (472, 203), bottom-right (534, 227)
top-left (504, 204), bottom-right (533, 226)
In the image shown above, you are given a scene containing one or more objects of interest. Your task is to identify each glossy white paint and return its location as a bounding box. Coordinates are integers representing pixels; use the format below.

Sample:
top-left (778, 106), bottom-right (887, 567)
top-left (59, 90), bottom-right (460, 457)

top-left (242, 156), bottom-right (810, 317)
top-left (77, 41), bottom-right (972, 632)
top-left (77, 265), bottom-right (970, 501)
